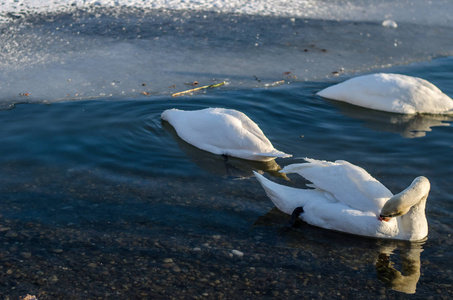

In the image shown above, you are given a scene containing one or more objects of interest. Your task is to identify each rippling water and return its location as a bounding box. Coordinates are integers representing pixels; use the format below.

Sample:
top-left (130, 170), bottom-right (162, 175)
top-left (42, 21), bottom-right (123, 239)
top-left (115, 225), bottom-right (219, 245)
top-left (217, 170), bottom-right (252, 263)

top-left (0, 56), bottom-right (452, 298)
top-left (1, 1), bottom-right (453, 297)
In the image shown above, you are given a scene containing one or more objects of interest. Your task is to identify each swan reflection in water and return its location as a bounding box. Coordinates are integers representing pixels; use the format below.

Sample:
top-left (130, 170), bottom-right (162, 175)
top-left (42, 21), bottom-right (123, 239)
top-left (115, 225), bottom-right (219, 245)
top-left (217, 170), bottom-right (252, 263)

top-left (162, 120), bottom-right (288, 179)
top-left (255, 209), bottom-right (425, 295)
top-left (328, 100), bottom-right (452, 138)
top-left (375, 241), bottom-right (424, 294)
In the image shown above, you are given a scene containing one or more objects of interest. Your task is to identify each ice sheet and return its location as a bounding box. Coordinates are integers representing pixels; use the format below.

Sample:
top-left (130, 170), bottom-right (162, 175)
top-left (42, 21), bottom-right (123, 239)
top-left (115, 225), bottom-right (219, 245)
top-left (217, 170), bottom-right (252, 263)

top-left (1, 1), bottom-right (452, 105)
top-left (2, 0), bottom-right (453, 25)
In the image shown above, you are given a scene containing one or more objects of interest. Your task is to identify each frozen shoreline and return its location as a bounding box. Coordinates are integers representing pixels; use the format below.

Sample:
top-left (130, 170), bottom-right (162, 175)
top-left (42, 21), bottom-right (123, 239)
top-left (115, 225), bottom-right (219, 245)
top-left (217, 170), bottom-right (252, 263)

top-left (1, 4), bottom-right (453, 105)
top-left (2, 0), bottom-right (453, 25)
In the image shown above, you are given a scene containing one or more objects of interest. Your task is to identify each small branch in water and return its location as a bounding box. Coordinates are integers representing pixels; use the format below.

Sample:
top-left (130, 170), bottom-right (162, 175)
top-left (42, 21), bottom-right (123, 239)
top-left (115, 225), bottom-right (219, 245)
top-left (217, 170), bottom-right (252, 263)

top-left (172, 81), bottom-right (226, 97)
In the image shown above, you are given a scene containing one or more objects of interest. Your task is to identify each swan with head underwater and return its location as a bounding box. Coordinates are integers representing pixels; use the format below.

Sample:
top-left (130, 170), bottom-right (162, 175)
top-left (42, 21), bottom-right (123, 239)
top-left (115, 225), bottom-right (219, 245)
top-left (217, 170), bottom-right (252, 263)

top-left (317, 73), bottom-right (453, 114)
top-left (161, 107), bottom-right (292, 162)
top-left (254, 158), bottom-right (431, 241)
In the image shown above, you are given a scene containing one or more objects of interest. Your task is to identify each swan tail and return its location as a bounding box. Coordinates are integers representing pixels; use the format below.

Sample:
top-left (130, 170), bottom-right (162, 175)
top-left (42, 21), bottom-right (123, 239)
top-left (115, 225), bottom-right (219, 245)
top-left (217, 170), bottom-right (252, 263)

top-left (280, 157), bottom-right (333, 174)
top-left (253, 149), bottom-right (292, 160)
top-left (268, 149), bottom-right (292, 159)
top-left (253, 171), bottom-right (307, 215)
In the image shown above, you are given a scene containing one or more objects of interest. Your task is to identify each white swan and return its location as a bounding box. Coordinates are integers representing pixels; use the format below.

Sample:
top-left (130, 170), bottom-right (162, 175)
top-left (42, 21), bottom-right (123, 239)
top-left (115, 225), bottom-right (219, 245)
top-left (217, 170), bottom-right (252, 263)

top-left (254, 158), bottom-right (430, 241)
top-left (161, 108), bottom-right (292, 161)
top-left (317, 73), bottom-right (453, 114)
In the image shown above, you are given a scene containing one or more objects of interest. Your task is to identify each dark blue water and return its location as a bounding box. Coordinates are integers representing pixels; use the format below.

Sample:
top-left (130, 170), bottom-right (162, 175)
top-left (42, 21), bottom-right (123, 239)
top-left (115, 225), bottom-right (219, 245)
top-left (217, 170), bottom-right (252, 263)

top-left (0, 56), bottom-right (452, 298)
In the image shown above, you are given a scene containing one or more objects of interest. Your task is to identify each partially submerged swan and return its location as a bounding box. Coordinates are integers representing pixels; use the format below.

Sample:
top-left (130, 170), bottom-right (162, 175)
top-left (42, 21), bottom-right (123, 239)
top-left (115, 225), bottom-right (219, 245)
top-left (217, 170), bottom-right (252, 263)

top-left (161, 108), bottom-right (292, 161)
top-left (254, 158), bottom-right (430, 241)
top-left (317, 73), bottom-right (453, 114)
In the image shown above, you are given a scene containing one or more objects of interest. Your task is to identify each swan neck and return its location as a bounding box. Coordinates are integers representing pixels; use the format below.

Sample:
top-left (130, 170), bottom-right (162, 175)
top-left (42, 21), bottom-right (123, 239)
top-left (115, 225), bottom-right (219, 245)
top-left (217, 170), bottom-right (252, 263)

top-left (399, 194), bottom-right (428, 241)
top-left (399, 176), bottom-right (430, 208)
top-left (381, 176), bottom-right (430, 241)
top-left (383, 176), bottom-right (430, 214)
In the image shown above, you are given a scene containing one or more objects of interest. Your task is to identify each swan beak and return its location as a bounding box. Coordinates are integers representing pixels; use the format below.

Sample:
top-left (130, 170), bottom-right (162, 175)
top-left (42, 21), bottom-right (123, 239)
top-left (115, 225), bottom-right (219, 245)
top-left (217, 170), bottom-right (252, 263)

top-left (378, 216), bottom-right (391, 222)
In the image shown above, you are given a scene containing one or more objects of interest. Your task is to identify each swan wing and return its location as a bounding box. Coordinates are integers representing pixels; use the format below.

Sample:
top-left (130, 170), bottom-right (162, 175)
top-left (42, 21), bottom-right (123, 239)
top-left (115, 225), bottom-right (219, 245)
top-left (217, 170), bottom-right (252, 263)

top-left (254, 171), bottom-right (327, 214)
top-left (281, 158), bottom-right (393, 215)
top-left (161, 108), bottom-right (291, 161)
top-left (254, 171), bottom-right (399, 239)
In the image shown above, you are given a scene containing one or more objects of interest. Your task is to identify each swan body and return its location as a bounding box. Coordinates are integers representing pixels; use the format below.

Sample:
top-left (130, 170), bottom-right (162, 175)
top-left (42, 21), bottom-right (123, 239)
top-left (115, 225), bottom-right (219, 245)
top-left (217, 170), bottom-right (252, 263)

top-left (161, 108), bottom-right (292, 161)
top-left (254, 158), bottom-right (430, 241)
top-left (317, 73), bottom-right (453, 114)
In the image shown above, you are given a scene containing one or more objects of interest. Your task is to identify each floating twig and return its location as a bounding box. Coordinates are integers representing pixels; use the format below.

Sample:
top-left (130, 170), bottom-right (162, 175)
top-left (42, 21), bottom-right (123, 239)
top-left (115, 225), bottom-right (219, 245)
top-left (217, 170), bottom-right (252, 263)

top-left (264, 80), bottom-right (285, 87)
top-left (172, 81), bottom-right (226, 97)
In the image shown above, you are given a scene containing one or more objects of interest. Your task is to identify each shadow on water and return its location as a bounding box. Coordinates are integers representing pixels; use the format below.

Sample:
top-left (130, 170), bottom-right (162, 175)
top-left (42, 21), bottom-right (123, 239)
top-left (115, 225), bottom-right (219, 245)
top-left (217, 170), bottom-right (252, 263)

top-left (323, 98), bottom-right (452, 138)
top-left (254, 207), bottom-right (426, 295)
top-left (161, 119), bottom-right (289, 180)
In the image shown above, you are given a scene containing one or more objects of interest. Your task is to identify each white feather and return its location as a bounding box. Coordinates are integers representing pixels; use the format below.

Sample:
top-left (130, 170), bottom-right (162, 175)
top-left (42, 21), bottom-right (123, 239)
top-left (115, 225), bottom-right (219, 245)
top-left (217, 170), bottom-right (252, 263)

top-left (161, 108), bottom-right (292, 161)
top-left (317, 73), bottom-right (453, 114)
top-left (254, 158), bottom-right (430, 241)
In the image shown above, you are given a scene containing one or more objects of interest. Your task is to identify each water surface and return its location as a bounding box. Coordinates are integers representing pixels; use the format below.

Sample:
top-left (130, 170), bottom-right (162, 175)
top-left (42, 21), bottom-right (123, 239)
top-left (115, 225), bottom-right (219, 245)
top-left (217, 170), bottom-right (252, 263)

top-left (0, 57), bottom-right (452, 298)
top-left (1, 1), bottom-right (453, 298)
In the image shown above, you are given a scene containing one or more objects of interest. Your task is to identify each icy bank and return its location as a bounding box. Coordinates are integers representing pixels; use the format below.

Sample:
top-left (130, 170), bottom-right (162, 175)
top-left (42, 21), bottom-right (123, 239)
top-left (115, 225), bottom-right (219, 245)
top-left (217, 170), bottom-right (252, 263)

top-left (2, 0), bottom-right (453, 25)
top-left (0, 1), bottom-right (452, 105)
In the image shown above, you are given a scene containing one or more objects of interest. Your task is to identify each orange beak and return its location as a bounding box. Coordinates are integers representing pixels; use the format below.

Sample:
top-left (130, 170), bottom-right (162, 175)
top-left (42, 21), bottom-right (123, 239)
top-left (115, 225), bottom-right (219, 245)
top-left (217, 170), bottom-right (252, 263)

top-left (379, 216), bottom-right (391, 222)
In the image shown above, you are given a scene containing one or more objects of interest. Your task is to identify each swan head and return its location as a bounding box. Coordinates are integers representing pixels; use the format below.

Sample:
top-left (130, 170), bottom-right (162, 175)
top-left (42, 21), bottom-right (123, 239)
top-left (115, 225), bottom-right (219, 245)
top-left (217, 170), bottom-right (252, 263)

top-left (379, 176), bottom-right (430, 222)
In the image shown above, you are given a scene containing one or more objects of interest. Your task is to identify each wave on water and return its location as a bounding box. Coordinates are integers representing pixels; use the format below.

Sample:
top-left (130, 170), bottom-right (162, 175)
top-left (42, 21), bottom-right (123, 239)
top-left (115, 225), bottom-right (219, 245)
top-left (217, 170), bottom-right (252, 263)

top-left (1, 0), bottom-right (453, 106)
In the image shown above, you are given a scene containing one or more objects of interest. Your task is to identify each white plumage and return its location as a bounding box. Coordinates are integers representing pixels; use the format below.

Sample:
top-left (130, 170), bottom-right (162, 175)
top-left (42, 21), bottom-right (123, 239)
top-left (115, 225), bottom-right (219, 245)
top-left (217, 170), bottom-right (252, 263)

top-left (254, 158), bottom-right (430, 241)
top-left (317, 73), bottom-right (453, 114)
top-left (161, 108), bottom-right (292, 161)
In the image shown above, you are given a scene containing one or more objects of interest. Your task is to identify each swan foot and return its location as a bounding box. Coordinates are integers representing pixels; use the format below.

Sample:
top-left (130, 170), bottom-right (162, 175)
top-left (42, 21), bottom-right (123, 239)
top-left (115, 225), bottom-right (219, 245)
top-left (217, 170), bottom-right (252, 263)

top-left (289, 206), bottom-right (304, 228)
